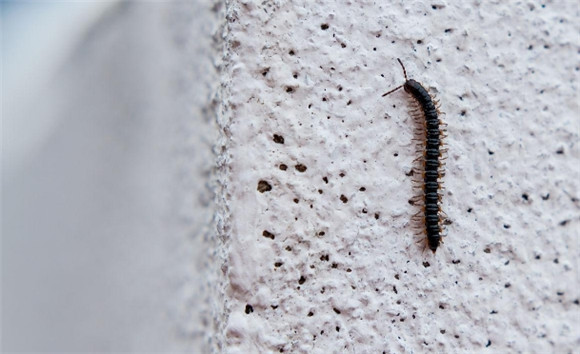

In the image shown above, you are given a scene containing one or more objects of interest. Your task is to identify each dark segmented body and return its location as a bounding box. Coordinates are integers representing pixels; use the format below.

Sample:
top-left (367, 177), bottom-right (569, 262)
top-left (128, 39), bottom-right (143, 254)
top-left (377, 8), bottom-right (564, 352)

top-left (403, 79), bottom-right (442, 252)
top-left (382, 60), bottom-right (445, 253)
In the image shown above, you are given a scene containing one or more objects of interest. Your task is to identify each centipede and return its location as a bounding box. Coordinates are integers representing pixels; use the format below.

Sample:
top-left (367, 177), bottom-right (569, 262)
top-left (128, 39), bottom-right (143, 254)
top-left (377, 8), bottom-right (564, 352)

top-left (382, 58), bottom-right (447, 253)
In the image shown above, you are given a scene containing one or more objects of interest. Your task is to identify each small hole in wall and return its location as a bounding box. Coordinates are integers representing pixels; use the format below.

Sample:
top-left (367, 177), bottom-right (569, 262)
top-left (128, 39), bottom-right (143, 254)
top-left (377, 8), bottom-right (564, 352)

top-left (320, 23), bottom-right (329, 30)
top-left (522, 193), bottom-right (529, 200)
top-left (336, 326), bottom-right (340, 332)
top-left (307, 311), bottom-right (314, 317)
top-left (340, 195), bottom-right (348, 203)
top-left (273, 134), bottom-right (285, 144)
top-left (279, 164), bottom-right (288, 171)
top-left (286, 86), bottom-right (294, 93)
top-left (262, 68), bottom-right (270, 76)
top-left (484, 247), bottom-right (491, 253)
top-left (318, 189), bottom-right (323, 194)
top-left (359, 187), bottom-right (366, 191)
top-left (374, 213), bottom-right (380, 220)
top-left (289, 49), bottom-right (295, 56)
top-left (274, 262), bottom-right (283, 267)
top-left (323, 176), bottom-right (329, 183)
top-left (339, 172), bottom-right (346, 178)
top-left (245, 304), bottom-right (254, 314)
top-left (293, 73), bottom-right (298, 79)
top-left (257, 180), bottom-right (272, 193)
top-left (293, 198), bottom-right (299, 204)
top-left (423, 262), bottom-right (430, 268)
top-left (298, 275), bottom-right (306, 285)
top-left (542, 193), bottom-right (550, 200)
top-left (295, 164), bottom-right (307, 172)
top-left (262, 230), bottom-right (275, 239)
top-left (503, 224), bottom-right (511, 229)
top-left (341, 43), bottom-right (346, 48)
top-left (333, 308), bottom-right (341, 314)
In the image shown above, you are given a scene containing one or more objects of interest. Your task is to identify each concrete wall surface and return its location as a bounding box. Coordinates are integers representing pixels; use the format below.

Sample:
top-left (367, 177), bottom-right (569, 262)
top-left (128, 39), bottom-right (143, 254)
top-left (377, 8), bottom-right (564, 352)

top-left (219, 0), bottom-right (579, 353)
top-left (2, 0), bottom-right (579, 353)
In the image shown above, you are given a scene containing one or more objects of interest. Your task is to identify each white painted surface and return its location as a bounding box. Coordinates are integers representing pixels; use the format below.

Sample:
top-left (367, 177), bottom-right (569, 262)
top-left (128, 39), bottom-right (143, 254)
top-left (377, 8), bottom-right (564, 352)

top-left (2, 1), bottom-right (220, 352)
top-left (220, 1), bottom-right (580, 352)
top-left (3, 1), bottom-right (115, 173)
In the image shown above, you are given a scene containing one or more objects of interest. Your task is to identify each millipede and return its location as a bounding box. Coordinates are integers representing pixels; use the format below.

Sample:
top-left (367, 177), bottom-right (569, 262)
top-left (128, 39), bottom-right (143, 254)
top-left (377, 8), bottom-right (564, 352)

top-left (382, 58), bottom-right (447, 253)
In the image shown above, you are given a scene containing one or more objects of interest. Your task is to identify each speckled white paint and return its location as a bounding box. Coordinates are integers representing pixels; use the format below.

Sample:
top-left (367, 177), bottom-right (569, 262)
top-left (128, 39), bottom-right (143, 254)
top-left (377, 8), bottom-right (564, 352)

top-left (218, 0), bottom-right (579, 352)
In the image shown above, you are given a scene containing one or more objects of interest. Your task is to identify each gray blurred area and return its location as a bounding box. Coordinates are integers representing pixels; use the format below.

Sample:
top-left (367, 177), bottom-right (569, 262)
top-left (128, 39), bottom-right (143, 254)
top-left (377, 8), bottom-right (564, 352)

top-left (2, 1), bottom-right (219, 352)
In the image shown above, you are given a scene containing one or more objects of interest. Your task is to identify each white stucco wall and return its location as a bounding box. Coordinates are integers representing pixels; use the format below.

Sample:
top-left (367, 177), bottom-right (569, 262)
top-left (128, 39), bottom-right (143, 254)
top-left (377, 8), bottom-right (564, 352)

top-left (2, 1), bottom-right (221, 352)
top-left (219, 1), bottom-right (579, 353)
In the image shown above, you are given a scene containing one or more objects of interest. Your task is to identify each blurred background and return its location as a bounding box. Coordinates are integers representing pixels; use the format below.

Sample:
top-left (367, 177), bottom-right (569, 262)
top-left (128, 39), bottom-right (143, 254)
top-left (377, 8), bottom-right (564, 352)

top-left (2, 1), bottom-right (219, 351)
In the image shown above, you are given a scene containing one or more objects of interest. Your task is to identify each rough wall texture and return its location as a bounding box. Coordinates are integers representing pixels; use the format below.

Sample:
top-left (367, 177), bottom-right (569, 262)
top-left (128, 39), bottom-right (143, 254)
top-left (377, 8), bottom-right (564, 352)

top-left (219, 0), bottom-right (579, 352)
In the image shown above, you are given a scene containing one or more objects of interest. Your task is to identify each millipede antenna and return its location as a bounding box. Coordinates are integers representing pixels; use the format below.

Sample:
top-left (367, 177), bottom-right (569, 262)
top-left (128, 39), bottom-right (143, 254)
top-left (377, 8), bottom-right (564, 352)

top-left (382, 58), bottom-right (408, 97)
top-left (396, 58), bottom-right (408, 81)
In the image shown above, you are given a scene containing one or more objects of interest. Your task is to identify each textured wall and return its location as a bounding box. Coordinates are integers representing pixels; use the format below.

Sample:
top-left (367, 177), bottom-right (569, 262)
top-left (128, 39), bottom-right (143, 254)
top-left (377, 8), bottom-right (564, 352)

top-left (2, 1), bottom-right (221, 351)
top-left (219, 1), bottom-right (579, 352)
top-left (3, 0), bottom-right (578, 352)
